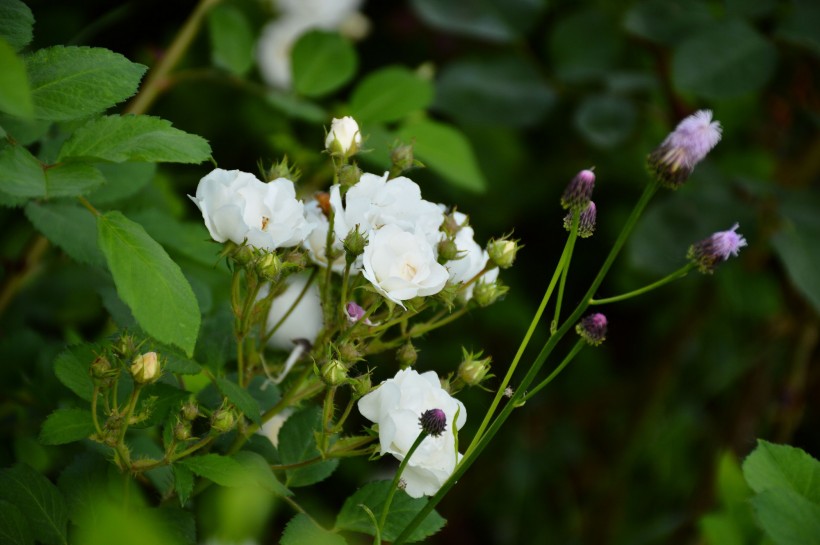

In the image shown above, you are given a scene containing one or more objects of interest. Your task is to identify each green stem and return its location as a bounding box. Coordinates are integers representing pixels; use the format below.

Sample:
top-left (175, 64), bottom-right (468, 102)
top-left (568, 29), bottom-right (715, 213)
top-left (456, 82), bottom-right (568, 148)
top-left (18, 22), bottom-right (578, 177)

top-left (114, 384), bottom-right (143, 467)
top-left (261, 268), bottom-right (318, 345)
top-left (125, 0), bottom-right (223, 115)
top-left (377, 431), bottom-right (428, 544)
top-left (320, 386), bottom-right (337, 453)
top-left (395, 181), bottom-right (659, 545)
top-left (520, 340), bottom-right (584, 403)
top-left (589, 263), bottom-right (694, 305)
top-left (464, 234), bottom-right (572, 460)
top-left (552, 210), bottom-right (580, 333)
top-left (91, 384), bottom-right (103, 436)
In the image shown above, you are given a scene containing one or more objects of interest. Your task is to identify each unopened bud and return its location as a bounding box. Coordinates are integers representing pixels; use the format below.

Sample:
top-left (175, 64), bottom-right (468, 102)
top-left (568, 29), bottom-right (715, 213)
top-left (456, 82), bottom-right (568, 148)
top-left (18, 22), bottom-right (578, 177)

top-left (487, 237), bottom-right (519, 269)
top-left (266, 156), bottom-right (301, 183)
top-left (211, 408), bottom-right (236, 433)
top-left (174, 421), bottom-right (192, 441)
top-left (115, 334), bottom-right (138, 359)
top-left (396, 342), bottom-right (418, 368)
top-left (321, 359), bottom-right (348, 386)
top-left (390, 143), bottom-right (416, 175)
top-left (90, 355), bottom-right (112, 379)
top-left (561, 169), bottom-right (595, 210)
top-left (473, 279), bottom-right (509, 307)
top-left (231, 243), bottom-right (256, 266)
top-left (255, 252), bottom-right (282, 280)
top-left (325, 116), bottom-right (361, 157)
top-left (181, 401), bottom-right (199, 421)
top-left (437, 238), bottom-right (460, 262)
top-left (458, 349), bottom-right (492, 386)
top-left (130, 352), bottom-right (160, 384)
top-left (351, 373), bottom-right (372, 398)
top-left (338, 163), bottom-right (363, 189)
top-left (343, 225), bottom-right (368, 261)
top-left (338, 341), bottom-right (362, 364)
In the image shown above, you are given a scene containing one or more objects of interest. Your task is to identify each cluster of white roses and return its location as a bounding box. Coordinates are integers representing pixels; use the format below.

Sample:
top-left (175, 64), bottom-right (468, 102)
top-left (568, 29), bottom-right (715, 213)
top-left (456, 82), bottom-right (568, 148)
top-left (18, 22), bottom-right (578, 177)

top-left (190, 118), bottom-right (498, 312)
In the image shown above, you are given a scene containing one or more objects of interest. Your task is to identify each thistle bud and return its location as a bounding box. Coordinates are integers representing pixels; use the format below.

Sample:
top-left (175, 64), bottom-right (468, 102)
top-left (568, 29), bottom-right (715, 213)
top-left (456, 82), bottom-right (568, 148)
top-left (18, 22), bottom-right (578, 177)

top-left (458, 349), bottom-right (492, 387)
top-left (211, 408), bottom-right (236, 433)
top-left (130, 352), bottom-right (160, 384)
top-left (576, 313), bottom-right (608, 346)
top-left (325, 116), bottom-right (361, 158)
top-left (687, 223), bottom-right (747, 274)
top-left (418, 408), bottom-right (447, 437)
top-left (561, 169), bottom-right (595, 211)
top-left (473, 279), bottom-right (509, 307)
top-left (487, 237), bottom-right (519, 269)
top-left (648, 110), bottom-right (722, 189)
top-left (563, 201), bottom-right (597, 238)
top-left (321, 359), bottom-right (348, 386)
top-left (396, 342), bottom-right (418, 368)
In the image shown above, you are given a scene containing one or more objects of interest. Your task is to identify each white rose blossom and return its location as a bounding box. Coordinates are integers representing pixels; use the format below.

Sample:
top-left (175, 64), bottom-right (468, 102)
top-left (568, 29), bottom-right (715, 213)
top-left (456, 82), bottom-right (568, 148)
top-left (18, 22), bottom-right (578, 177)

top-left (190, 168), bottom-right (311, 251)
top-left (302, 200), bottom-right (347, 273)
top-left (361, 223), bottom-right (449, 307)
top-left (330, 172), bottom-right (445, 246)
top-left (263, 273), bottom-right (324, 351)
top-left (357, 368), bottom-right (466, 498)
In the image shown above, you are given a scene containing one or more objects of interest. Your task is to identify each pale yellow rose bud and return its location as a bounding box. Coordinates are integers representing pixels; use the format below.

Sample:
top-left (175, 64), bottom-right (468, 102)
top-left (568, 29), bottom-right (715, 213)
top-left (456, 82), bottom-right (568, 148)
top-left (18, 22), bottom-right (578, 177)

top-left (325, 116), bottom-right (361, 157)
top-left (130, 352), bottom-right (160, 384)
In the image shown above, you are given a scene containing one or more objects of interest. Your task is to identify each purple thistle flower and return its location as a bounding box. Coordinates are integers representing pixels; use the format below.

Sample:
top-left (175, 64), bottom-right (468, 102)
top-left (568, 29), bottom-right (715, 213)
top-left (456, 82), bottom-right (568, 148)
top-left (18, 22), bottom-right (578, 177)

top-left (563, 201), bottom-right (597, 238)
top-left (687, 223), bottom-right (747, 274)
top-left (576, 313), bottom-right (607, 346)
top-left (419, 408), bottom-right (447, 437)
top-left (648, 110), bottom-right (722, 189)
top-left (561, 169), bottom-right (595, 210)
top-left (345, 301), bottom-right (374, 325)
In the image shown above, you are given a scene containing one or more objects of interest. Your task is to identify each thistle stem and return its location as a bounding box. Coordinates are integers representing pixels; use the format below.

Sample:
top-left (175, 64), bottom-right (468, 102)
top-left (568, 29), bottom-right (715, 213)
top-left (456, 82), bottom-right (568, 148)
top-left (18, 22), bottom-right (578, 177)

top-left (589, 263), bottom-right (694, 305)
top-left (376, 431), bottom-right (428, 544)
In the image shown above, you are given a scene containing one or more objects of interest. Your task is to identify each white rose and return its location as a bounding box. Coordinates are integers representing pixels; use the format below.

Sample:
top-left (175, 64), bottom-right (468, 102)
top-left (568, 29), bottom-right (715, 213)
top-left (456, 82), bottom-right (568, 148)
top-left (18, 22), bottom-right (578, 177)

top-left (302, 200), bottom-right (347, 273)
top-left (361, 224), bottom-right (449, 306)
top-left (325, 116), bottom-right (361, 156)
top-left (256, 17), bottom-right (312, 90)
top-left (259, 408), bottom-right (293, 448)
top-left (264, 273), bottom-right (324, 350)
top-left (357, 368), bottom-right (466, 498)
top-left (330, 172), bottom-right (444, 245)
top-left (190, 169), bottom-right (311, 251)
top-left (275, 0), bottom-right (363, 27)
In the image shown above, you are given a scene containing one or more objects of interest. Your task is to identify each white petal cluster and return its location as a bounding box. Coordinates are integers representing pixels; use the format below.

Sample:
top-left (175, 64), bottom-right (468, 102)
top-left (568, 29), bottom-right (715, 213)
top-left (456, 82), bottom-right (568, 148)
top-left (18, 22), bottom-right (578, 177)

top-left (257, 0), bottom-right (368, 90)
top-left (444, 212), bottom-right (499, 301)
top-left (190, 169), bottom-right (311, 251)
top-left (357, 368), bottom-right (466, 498)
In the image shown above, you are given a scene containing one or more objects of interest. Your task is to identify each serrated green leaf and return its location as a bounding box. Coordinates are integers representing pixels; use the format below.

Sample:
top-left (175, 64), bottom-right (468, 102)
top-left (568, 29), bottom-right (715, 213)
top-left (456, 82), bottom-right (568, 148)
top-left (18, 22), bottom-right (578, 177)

top-left (233, 450), bottom-right (291, 497)
top-left (53, 343), bottom-right (97, 402)
top-left (398, 118), bottom-right (486, 192)
top-left (162, 351), bottom-right (202, 375)
top-left (282, 514), bottom-right (348, 545)
top-left (0, 144), bottom-right (105, 198)
top-left (74, 499), bottom-right (184, 545)
top-left (0, 0), bottom-right (34, 52)
top-left (672, 20), bottom-right (777, 100)
top-left (153, 507), bottom-right (196, 545)
top-left (97, 211), bottom-right (200, 355)
top-left (57, 453), bottom-right (112, 527)
top-left (178, 454), bottom-right (255, 488)
top-left (90, 162), bottom-right (156, 205)
top-left (350, 66), bottom-right (433, 124)
top-left (291, 31), bottom-right (357, 98)
top-left (624, 0), bottom-right (714, 46)
top-left (410, 0), bottom-right (544, 42)
top-left (549, 8), bottom-right (621, 83)
top-left (127, 208), bottom-right (220, 267)
top-left (750, 488), bottom-right (820, 545)
top-left (26, 46), bottom-right (146, 121)
top-left (39, 408), bottom-right (95, 445)
top-left (278, 407), bottom-right (339, 487)
top-left (172, 464), bottom-right (194, 507)
top-left (742, 440), bottom-right (820, 504)
top-left (207, 5), bottom-right (253, 75)
top-left (0, 465), bottom-right (69, 545)
top-left (58, 115), bottom-right (211, 164)
top-left (698, 513), bottom-right (745, 545)
top-left (0, 112), bottom-right (49, 145)
top-left (716, 451), bottom-right (752, 507)
top-left (25, 201), bottom-right (105, 267)
top-left (0, 500), bottom-right (33, 545)
top-left (336, 481), bottom-right (446, 542)
top-left (0, 38), bottom-right (32, 117)
top-left (574, 94), bottom-right (637, 149)
top-left (265, 92), bottom-right (327, 122)
top-left (435, 56), bottom-right (554, 128)
top-left (215, 377), bottom-right (261, 425)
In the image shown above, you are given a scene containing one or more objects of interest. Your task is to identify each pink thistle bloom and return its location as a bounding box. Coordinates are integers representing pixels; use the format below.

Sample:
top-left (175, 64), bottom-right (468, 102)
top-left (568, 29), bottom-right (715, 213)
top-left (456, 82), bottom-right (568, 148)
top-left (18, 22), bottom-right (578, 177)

top-left (648, 110), bottom-right (722, 188)
top-left (688, 223), bottom-right (748, 274)
top-left (345, 301), bottom-right (374, 325)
